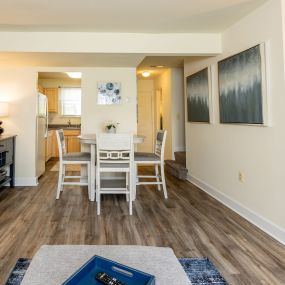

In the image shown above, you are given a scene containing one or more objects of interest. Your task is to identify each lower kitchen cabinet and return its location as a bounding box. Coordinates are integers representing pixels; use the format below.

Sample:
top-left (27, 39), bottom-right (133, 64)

top-left (63, 129), bottom-right (81, 153)
top-left (47, 129), bottom-right (81, 160)
top-left (67, 135), bottom-right (81, 153)
top-left (51, 131), bottom-right (59, 158)
top-left (45, 131), bottom-right (53, 162)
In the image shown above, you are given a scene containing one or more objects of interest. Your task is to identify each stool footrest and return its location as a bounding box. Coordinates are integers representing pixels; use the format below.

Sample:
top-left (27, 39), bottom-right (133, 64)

top-left (64, 176), bottom-right (87, 179)
top-left (137, 181), bottom-right (162, 185)
top-left (137, 175), bottom-right (161, 178)
top-left (62, 182), bottom-right (88, 186)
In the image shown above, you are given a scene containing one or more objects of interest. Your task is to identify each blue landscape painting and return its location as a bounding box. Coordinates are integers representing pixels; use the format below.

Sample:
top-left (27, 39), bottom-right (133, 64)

top-left (187, 68), bottom-right (210, 123)
top-left (218, 45), bottom-right (263, 124)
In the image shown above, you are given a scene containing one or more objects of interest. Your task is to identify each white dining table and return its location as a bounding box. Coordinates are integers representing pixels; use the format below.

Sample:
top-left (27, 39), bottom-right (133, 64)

top-left (79, 134), bottom-right (145, 201)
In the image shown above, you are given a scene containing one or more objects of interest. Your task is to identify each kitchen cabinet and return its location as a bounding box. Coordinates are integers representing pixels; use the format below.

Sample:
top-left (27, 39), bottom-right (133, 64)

top-left (64, 130), bottom-right (81, 153)
top-left (51, 130), bottom-right (59, 158)
top-left (49, 129), bottom-right (81, 158)
top-left (45, 131), bottom-right (53, 162)
top-left (66, 136), bottom-right (81, 153)
top-left (44, 88), bottom-right (58, 113)
top-left (38, 85), bottom-right (44, 94)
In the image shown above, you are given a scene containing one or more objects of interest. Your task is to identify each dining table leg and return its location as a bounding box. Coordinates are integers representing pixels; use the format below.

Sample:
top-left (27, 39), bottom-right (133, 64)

top-left (90, 144), bottom-right (96, 201)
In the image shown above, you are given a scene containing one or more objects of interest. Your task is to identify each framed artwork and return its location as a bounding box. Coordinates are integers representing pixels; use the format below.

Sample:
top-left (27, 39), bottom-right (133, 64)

top-left (97, 82), bottom-right (121, 105)
top-left (186, 67), bottom-right (211, 123)
top-left (218, 44), bottom-right (267, 125)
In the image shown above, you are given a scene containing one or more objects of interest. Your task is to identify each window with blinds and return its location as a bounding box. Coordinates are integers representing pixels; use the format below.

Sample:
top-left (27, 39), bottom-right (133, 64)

top-left (59, 87), bottom-right (81, 116)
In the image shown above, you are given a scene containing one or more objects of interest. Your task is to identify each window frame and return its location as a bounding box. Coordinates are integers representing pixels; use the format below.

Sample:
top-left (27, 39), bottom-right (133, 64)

top-left (59, 87), bottom-right (82, 117)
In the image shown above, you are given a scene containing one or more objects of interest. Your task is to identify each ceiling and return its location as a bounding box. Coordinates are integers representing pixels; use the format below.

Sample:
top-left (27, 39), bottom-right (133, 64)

top-left (38, 72), bottom-right (74, 79)
top-left (137, 56), bottom-right (210, 78)
top-left (137, 56), bottom-right (185, 79)
top-left (0, 0), bottom-right (267, 33)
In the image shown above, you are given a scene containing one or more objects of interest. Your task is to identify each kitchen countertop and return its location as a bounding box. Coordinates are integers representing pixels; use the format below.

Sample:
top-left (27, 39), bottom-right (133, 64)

top-left (48, 124), bottom-right (81, 130)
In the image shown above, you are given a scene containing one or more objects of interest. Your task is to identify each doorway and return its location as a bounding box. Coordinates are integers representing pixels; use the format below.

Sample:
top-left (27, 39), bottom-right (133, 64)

top-left (137, 80), bottom-right (155, 152)
top-left (136, 67), bottom-right (186, 160)
top-left (36, 72), bottom-right (82, 176)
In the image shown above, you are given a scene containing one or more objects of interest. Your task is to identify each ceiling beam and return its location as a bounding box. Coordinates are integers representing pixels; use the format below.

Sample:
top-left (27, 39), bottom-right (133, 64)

top-left (0, 32), bottom-right (222, 55)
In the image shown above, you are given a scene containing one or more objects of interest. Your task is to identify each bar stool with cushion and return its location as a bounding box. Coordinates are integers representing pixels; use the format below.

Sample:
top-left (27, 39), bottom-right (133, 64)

top-left (55, 129), bottom-right (91, 200)
top-left (96, 133), bottom-right (134, 215)
top-left (134, 130), bottom-right (168, 199)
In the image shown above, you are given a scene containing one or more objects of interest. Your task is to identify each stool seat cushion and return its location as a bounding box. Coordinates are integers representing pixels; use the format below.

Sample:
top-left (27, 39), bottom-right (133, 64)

top-left (135, 152), bottom-right (160, 162)
top-left (100, 162), bottom-right (130, 168)
top-left (63, 152), bottom-right (91, 161)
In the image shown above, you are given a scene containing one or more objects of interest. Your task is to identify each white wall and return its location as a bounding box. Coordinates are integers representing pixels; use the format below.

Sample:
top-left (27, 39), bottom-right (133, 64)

top-left (0, 66), bottom-right (137, 186)
top-left (185, 0), bottom-right (285, 243)
top-left (0, 68), bottom-right (38, 185)
top-left (154, 69), bottom-right (173, 159)
top-left (171, 68), bottom-right (185, 153)
top-left (154, 68), bottom-right (185, 159)
top-left (81, 68), bottom-right (137, 135)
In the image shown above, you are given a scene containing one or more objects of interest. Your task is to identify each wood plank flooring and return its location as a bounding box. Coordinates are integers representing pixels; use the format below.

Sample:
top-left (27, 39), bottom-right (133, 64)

top-left (0, 161), bottom-right (285, 284)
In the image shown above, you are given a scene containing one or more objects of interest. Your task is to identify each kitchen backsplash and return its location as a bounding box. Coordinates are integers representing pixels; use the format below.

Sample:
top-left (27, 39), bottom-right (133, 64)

top-left (48, 113), bottom-right (81, 125)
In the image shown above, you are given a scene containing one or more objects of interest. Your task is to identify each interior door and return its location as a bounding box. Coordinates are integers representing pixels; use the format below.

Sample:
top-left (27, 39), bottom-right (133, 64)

top-left (137, 91), bottom-right (154, 152)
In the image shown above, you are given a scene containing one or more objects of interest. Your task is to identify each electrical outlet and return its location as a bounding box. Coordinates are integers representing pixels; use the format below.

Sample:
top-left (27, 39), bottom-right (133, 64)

top-left (238, 171), bottom-right (245, 183)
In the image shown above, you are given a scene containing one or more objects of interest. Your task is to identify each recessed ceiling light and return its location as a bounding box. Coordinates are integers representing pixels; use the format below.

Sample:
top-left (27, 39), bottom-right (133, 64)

top-left (150, 65), bottom-right (165, 68)
top-left (142, 71), bottom-right (151, 77)
top-left (66, 72), bottom-right (82, 79)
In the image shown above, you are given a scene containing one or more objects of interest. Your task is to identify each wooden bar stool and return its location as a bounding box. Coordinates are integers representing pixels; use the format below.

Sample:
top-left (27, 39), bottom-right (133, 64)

top-left (96, 133), bottom-right (134, 215)
top-left (134, 130), bottom-right (168, 199)
top-left (55, 129), bottom-right (91, 200)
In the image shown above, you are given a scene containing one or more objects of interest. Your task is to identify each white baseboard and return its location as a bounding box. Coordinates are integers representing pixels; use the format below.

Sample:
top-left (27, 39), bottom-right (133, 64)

top-left (15, 177), bottom-right (38, 187)
top-left (187, 175), bottom-right (285, 245)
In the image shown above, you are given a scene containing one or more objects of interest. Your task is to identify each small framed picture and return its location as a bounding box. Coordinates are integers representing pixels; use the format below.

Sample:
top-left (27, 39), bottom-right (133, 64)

top-left (97, 82), bottom-right (121, 105)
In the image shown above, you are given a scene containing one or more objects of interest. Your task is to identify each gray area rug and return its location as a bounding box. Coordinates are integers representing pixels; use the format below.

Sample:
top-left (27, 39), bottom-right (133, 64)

top-left (6, 257), bottom-right (228, 285)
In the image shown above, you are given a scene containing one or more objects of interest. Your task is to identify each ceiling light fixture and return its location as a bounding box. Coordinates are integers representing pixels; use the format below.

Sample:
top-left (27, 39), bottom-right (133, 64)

top-left (142, 71), bottom-right (151, 77)
top-left (66, 72), bottom-right (82, 79)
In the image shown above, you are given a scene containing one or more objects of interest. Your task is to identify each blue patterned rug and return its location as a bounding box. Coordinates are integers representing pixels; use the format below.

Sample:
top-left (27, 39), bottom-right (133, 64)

top-left (5, 258), bottom-right (30, 285)
top-left (5, 257), bottom-right (228, 285)
top-left (179, 258), bottom-right (228, 284)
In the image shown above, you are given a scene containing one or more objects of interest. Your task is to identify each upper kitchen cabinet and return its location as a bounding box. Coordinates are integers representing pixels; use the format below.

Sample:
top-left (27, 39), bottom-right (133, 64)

top-left (44, 88), bottom-right (58, 113)
top-left (38, 85), bottom-right (44, 94)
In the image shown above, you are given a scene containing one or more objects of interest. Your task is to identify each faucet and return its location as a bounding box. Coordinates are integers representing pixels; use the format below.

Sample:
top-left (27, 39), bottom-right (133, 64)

top-left (67, 119), bottom-right (71, 127)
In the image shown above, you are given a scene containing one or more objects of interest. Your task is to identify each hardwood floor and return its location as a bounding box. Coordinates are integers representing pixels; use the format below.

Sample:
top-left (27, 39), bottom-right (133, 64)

top-left (0, 161), bottom-right (285, 284)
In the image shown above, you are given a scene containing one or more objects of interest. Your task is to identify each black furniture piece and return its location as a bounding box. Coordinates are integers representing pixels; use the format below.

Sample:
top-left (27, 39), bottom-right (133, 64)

top-left (0, 135), bottom-right (16, 188)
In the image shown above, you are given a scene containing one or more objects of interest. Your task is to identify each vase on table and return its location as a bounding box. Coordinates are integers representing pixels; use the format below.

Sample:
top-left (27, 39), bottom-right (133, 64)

top-left (106, 127), bottom-right (116, 134)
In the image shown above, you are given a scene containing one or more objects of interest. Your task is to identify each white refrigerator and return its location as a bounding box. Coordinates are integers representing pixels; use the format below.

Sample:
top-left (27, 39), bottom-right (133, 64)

top-left (36, 93), bottom-right (48, 178)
